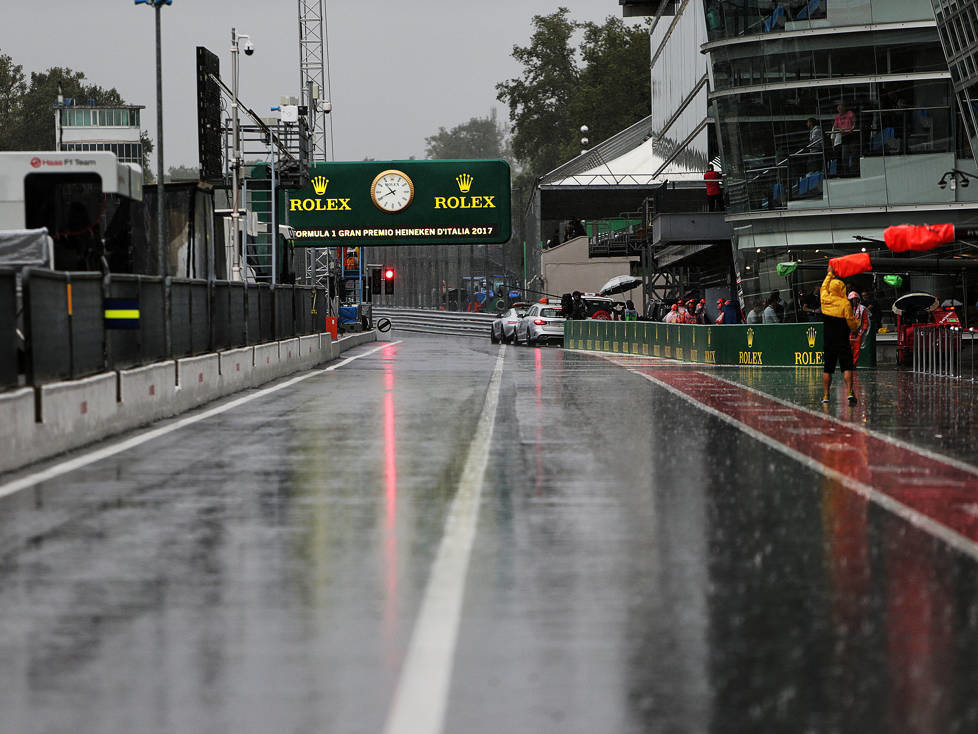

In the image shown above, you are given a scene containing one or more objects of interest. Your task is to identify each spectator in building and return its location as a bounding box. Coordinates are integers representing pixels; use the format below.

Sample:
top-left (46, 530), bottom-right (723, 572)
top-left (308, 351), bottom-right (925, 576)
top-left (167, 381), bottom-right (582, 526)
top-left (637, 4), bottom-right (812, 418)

top-left (746, 301), bottom-right (764, 324)
top-left (801, 291), bottom-right (821, 321)
top-left (763, 291), bottom-right (783, 323)
top-left (704, 164), bottom-right (723, 211)
top-left (820, 265), bottom-right (860, 404)
top-left (805, 117), bottom-right (824, 172)
top-left (831, 102), bottom-right (855, 174)
top-left (720, 299), bottom-right (742, 324)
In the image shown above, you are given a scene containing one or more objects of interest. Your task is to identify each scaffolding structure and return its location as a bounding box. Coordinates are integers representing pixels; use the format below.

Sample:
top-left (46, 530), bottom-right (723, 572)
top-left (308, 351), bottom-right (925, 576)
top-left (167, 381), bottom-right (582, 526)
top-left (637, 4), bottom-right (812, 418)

top-left (298, 0), bottom-right (333, 289)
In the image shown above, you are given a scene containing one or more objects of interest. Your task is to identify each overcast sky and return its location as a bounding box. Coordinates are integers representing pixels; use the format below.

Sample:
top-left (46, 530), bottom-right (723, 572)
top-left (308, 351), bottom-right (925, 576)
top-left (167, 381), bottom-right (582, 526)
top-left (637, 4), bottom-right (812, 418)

top-left (2, 1), bottom-right (641, 168)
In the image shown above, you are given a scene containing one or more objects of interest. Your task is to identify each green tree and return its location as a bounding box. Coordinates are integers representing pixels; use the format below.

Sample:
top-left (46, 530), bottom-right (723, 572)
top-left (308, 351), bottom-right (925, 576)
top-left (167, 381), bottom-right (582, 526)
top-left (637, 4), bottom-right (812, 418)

top-left (166, 164), bottom-right (200, 182)
top-left (496, 8), bottom-right (650, 182)
top-left (12, 67), bottom-right (124, 150)
top-left (425, 110), bottom-right (508, 160)
top-left (495, 8), bottom-right (579, 179)
top-left (0, 53), bottom-right (26, 149)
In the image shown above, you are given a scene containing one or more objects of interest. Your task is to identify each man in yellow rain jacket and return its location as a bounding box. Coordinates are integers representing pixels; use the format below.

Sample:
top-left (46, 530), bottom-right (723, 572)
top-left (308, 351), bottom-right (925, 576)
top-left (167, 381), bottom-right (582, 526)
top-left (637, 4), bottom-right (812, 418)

top-left (820, 266), bottom-right (861, 404)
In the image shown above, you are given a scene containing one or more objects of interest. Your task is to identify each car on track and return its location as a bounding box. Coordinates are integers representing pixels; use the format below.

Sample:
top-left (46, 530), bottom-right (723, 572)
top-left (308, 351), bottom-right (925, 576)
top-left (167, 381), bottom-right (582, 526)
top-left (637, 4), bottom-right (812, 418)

top-left (490, 303), bottom-right (529, 343)
top-left (513, 301), bottom-right (565, 346)
top-left (580, 294), bottom-right (617, 320)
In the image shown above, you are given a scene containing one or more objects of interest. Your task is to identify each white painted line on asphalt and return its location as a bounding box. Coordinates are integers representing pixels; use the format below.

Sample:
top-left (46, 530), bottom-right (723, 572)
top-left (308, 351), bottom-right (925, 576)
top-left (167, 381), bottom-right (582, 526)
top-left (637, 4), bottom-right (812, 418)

top-left (636, 369), bottom-right (978, 562)
top-left (0, 340), bottom-right (400, 500)
top-left (707, 372), bottom-right (978, 478)
top-left (383, 346), bottom-right (506, 734)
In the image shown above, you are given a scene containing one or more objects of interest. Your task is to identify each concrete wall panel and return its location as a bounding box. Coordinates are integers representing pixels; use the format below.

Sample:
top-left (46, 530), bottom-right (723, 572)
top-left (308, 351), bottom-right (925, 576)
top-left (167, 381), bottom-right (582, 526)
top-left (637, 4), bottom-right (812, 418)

top-left (0, 388), bottom-right (39, 472)
top-left (118, 361), bottom-right (178, 427)
top-left (219, 347), bottom-right (255, 393)
top-left (175, 354), bottom-right (221, 412)
top-left (35, 372), bottom-right (119, 458)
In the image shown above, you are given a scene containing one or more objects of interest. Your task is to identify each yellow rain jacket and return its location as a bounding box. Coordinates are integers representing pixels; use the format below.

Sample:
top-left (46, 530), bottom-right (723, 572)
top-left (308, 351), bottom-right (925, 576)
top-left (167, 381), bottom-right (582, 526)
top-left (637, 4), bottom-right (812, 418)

top-left (820, 273), bottom-right (860, 331)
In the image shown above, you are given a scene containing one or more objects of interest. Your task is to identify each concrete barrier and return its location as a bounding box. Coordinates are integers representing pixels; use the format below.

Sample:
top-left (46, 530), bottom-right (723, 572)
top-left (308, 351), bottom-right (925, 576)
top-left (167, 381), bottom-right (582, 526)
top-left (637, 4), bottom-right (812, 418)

top-left (174, 354), bottom-right (222, 412)
top-left (298, 334), bottom-right (321, 370)
top-left (253, 342), bottom-right (280, 386)
top-left (118, 360), bottom-right (178, 427)
top-left (278, 338), bottom-right (300, 379)
top-left (34, 372), bottom-right (119, 458)
top-left (0, 330), bottom-right (379, 476)
top-left (0, 388), bottom-right (39, 473)
top-left (219, 347), bottom-right (255, 393)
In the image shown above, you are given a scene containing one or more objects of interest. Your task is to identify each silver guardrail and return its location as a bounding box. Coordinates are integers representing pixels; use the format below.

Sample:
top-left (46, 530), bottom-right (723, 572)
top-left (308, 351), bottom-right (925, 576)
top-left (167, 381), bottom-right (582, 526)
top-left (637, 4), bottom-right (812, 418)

top-left (913, 325), bottom-right (977, 380)
top-left (372, 307), bottom-right (496, 337)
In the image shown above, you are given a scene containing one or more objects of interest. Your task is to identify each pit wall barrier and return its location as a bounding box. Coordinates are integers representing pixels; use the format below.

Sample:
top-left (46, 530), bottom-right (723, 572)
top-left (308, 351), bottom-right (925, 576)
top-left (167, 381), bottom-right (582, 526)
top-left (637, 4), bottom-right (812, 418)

top-left (564, 320), bottom-right (826, 368)
top-left (0, 330), bottom-right (376, 474)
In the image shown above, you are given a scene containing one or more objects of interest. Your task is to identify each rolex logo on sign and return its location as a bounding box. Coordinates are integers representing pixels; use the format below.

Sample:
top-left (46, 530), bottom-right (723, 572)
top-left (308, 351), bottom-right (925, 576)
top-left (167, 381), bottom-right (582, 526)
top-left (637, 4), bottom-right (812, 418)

top-left (747, 327), bottom-right (754, 349)
top-left (456, 173), bottom-right (474, 193)
top-left (806, 326), bottom-right (817, 348)
top-left (312, 176), bottom-right (330, 196)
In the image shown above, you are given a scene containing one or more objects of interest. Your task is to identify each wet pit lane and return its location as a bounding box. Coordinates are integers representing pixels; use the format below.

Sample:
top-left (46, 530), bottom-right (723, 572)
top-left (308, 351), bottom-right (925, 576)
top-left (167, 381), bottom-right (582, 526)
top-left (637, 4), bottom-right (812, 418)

top-left (0, 333), bottom-right (976, 734)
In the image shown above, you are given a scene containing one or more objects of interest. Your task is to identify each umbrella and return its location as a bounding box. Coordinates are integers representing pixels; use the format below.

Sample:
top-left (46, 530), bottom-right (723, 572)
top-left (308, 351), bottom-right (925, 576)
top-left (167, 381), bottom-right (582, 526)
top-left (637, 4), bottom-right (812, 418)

top-left (891, 292), bottom-right (938, 315)
top-left (599, 275), bottom-right (642, 296)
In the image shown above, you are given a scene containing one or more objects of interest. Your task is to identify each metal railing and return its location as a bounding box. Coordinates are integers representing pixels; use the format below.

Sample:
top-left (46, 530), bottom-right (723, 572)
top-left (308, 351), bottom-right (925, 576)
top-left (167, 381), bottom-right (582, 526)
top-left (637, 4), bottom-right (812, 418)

top-left (371, 307), bottom-right (495, 337)
top-left (913, 325), bottom-right (977, 380)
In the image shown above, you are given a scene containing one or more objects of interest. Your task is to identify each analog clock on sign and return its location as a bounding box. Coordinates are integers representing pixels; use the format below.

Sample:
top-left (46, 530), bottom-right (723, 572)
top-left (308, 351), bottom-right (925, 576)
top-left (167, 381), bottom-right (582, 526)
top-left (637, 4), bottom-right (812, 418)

top-left (371, 169), bottom-right (415, 213)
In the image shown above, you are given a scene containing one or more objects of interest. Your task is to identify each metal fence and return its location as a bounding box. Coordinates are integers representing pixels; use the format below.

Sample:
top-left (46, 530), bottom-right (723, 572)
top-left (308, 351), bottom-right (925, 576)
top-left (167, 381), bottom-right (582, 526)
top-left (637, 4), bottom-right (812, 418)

top-left (0, 269), bottom-right (17, 391)
top-left (371, 306), bottom-right (495, 338)
top-left (2, 268), bottom-right (328, 389)
top-left (913, 325), bottom-right (977, 380)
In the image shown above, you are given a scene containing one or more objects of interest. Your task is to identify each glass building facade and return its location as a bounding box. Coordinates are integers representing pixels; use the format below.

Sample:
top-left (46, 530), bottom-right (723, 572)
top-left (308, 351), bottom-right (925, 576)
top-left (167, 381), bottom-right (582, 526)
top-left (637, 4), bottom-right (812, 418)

top-left (931, 0), bottom-right (978, 159)
top-left (700, 0), bottom-right (978, 310)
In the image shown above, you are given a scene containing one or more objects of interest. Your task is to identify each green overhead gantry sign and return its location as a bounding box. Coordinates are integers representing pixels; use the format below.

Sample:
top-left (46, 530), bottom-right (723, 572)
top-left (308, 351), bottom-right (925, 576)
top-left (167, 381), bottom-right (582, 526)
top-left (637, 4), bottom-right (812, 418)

top-left (283, 159), bottom-right (511, 246)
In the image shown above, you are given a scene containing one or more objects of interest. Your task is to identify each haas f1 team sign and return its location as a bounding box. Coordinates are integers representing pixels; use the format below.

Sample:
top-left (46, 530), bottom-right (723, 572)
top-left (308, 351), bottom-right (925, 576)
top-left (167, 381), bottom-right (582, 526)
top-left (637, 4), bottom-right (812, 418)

top-left (285, 159), bottom-right (511, 246)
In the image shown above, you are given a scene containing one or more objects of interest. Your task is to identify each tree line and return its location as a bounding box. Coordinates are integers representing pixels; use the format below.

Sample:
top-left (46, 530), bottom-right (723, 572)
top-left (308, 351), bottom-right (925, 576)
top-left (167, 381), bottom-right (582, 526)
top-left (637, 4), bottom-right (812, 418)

top-left (0, 50), bottom-right (153, 176)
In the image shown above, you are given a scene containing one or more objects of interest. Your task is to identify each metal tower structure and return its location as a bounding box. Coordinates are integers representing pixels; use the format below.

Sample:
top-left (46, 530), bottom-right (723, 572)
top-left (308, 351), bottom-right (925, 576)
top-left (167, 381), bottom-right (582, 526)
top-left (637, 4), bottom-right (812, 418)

top-left (297, 0), bottom-right (334, 290)
top-left (297, 0), bottom-right (331, 162)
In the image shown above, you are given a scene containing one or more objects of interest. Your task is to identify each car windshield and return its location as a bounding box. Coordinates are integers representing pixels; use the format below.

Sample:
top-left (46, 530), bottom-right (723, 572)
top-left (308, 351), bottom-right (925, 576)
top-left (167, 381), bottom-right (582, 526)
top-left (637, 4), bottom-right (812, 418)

top-left (541, 308), bottom-right (563, 318)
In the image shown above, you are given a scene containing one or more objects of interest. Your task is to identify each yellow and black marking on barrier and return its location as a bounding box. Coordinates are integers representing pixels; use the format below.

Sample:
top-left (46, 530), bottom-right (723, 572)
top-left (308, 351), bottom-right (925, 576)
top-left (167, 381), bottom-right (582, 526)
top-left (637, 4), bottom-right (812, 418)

top-left (104, 298), bottom-right (140, 330)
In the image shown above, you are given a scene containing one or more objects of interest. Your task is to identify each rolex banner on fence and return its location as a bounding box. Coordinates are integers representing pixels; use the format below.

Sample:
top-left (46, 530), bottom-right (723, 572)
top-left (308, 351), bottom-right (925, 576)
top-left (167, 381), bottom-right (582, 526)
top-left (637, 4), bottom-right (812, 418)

top-left (277, 160), bottom-right (511, 247)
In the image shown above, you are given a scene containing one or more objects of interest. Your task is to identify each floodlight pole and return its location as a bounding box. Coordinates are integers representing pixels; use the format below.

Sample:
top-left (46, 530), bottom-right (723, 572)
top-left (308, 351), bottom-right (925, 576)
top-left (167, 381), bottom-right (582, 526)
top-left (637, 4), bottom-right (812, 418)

top-left (154, 2), bottom-right (167, 276)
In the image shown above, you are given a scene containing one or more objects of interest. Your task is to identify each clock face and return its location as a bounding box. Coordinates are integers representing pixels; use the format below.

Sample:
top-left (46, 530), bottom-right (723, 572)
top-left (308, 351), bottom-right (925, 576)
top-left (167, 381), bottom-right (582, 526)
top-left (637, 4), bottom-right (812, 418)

top-left (371, 169), bottom-right (415, 213)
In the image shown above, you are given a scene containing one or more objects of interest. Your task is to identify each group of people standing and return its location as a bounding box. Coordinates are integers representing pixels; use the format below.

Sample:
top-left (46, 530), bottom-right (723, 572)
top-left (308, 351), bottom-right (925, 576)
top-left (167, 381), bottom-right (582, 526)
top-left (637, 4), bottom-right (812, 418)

top-left (805, 102), bottom-right (857, 175)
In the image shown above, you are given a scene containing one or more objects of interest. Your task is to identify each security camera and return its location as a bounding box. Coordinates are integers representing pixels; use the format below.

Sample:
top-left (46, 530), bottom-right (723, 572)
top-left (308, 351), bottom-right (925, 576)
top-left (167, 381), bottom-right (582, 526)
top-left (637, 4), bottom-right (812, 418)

top-left (938, 178), bottom-right (947, 190)
top-left (244, 40), bottom-right (255, 56)
top-left (962, 177), bottom-right (970, 188)
top-left (321, 99), bottom-right (332, 114)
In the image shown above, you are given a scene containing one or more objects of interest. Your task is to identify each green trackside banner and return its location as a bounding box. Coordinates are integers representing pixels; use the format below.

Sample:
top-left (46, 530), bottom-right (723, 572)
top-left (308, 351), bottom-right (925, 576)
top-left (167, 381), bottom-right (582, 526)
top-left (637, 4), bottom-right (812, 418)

top-left (564, 321), bottom-right (827, 367)
top-left (284, 159), bottom-right (511, 246)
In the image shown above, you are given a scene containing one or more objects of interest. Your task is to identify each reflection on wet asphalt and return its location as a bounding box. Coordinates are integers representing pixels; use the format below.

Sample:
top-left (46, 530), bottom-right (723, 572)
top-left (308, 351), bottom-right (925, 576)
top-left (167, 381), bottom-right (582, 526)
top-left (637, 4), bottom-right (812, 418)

top-left (1, 334), bottom-right (977, 734)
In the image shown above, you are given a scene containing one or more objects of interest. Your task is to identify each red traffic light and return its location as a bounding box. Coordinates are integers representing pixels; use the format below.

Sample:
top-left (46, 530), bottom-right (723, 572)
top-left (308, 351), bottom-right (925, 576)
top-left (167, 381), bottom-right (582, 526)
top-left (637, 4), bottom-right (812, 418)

top-left (384, 268), bottom-right (395, 280)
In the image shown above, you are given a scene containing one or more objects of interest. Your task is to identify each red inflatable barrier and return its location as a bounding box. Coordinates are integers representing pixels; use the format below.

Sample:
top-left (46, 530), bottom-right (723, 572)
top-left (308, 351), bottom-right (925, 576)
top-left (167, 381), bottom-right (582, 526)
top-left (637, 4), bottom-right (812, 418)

top-left (883, 223), bottom-right (955, 252)
top-left (829, 252), bottom-right (872, 278)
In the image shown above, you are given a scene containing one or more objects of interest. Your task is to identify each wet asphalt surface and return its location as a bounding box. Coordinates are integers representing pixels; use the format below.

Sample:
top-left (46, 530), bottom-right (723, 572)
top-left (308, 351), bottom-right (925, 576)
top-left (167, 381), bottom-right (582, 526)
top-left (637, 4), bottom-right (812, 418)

top-left (1, 333), bottom-right (977, 734)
